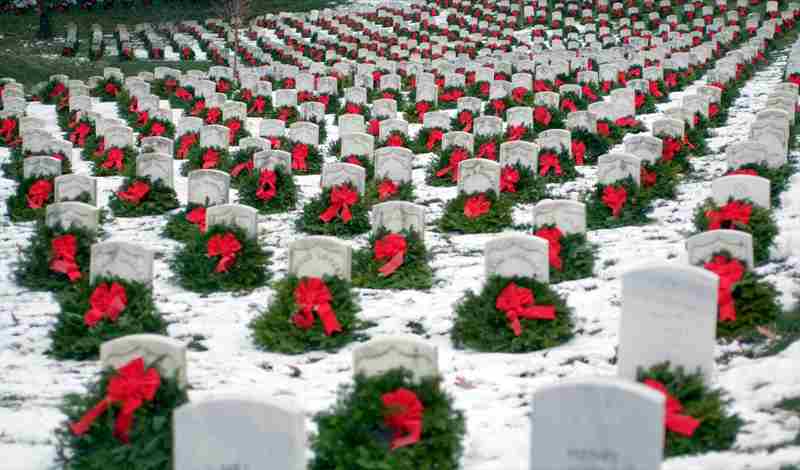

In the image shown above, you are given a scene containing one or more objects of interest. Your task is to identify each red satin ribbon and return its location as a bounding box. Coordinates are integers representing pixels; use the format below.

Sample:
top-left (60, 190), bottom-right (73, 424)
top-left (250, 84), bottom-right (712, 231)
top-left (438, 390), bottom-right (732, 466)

top-left (216, 79), bottom-right (231, 93)
top-left (535, 227), bottom-right (563, 270)
top-left (1, 118), bottom-right (17, 143)
top-left (84, 282), bottom-right (128, 327)
top-left (375, 233), bottom-right (407, 277)
top-left (70, 357), bottom-right (160, 443)
top-left (615, 116), bottom-right (639, 127)
top-left (225, 119), bottom-right (242, 145)
top-left (436, 147), bottom-right (469, 182)
top-left (561, 99), bottom-right (577, 113)
top-left (378, 179), bottom-right (399, 200)
top-left (458, 111), bottom-right (473, 132)
top-left (571, 140), bottom-right (586, 165)
top-left (230, 160), bottom-right (254, 178)
top-left (641, 167), bottom-right (657, 187)
top-left (441, 89), bottom-right (465, 102)
top-left (464, 193), bottom-right (491, 219)
top-left (175, 88), bottom-right (193, 102)
top-left (368, 119), bottom-right (380, 137)
top-left (149, 122), bottom-right (166, 137)
top-left (512, 87), bottom-right (528, 103)
top-left (291, 277), bottom-right (342, 335)
top-left (205, 108), bottom-right (222, 125)
top-left (136, 111), bottom-right (149, 127)
top-left (477, 141), bottom-right (497, 160)
top-left (27, 179), bottom-right (52, 209)
top-left (102, 148), bottom-right (125, 171)
top-left (602, 185), bottom-right (627, 217)
top-left (117, 181), bottom-right (151, 205)
top-left (597, 121), bottom-right (610, 137)
top-left (177, 133), bottom-right (198, 159)
top-left (249, 96), bottom-right (267, 114)
top-left (319, 185), bottom-right (359, 223)
top-left (705, 201), bottom-right (752, 229)
top-left (50, 234), bottom-right (81, 282)
top-left (496, 282), bottom-right (556, 336)
top-left (104, 83), bottom-right (119, 97)
top-left (415, 101), bottom-right (431, 119)
top-left (277, 107), bottom-right (293, 122)
top-left (539, 153), bottom-right (562, 176)
top-left (386, 134), bottom-right (405, 147)
top-left (426, 129), bottom-right (444, 151)
top-left (643, 379), bottom-right (701, 437)
top-left (500, 166), bottom-right (520, 193)
top-left (292, 143), bottom-right (309, 171)
top-left (648, 80), bottom-right (663, 98)
top-left (207, 232), bottom-right (242, 272)
top-left (382, 388), bottom-right (424, 450)
top-left (186, 207), bottom-right (207, 232)
top-left (491, 99), bottom-right (506, 115)
top-left (202, 149), bottom-right (220, 169)
top-left (661, 137), bottom-right (682, 162)
top-left (533, 80), bottom-right (551, 92)
top-left (507, 124), bottom-right (526, 141)
top-left (345, 102), bottom-right (363, 114)
top-left (581, 85), bottom-right (598, 102)
top-left (256, 169), bottom-right (277, 201)
top-left (704, 255), bottom-right (744, 321)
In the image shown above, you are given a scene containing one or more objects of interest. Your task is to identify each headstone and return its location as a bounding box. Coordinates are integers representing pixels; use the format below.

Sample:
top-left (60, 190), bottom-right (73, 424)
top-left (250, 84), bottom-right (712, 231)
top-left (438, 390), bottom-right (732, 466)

top-left (136, 153), bottom-right (174, 188)
top-left (372, 201), bottom-right (425, 236)
top-left (532, 200), bottom-right (587, 234)
top-left (537, 129), bottom-right (571, 155)
top-left (711, 174), bottom-right (771, 208)
top-left (686, 230), bottom-right (754, 269)
top-left (485, 234), bottom-right (550, 283)
top-left (187, 169), bottom-right (231, 206)
top-left (260, 119), bottom-right (286, 138)
top-left (320, 162), bottom-right (366, 195)
top-left (254, 150), bottom-right (292, 173)
top-left (100, 334), bottom-right (187, 388)
top-left (288, 236), bottom-right (352, 281)
top-left (90, 241), bottom-right (154, 286)
top-left (54, 174), bottom-right (97, 205)
top-left (352, 336), bottom-right (438, 382)
top-left (45, 202), bottom-right (99, 232)
top-left (374, 147), bottom-right (413, 183)
top-left (288, 122), bottom-right (319, 146)
top-left (200, 125), bottom-right (230, 149)
top-left (205, 204), bottom-right (258, 239)
top-left (105, 126), bottom-right (134, 149)
top-left (597, 153), bottom-right (642, 186)
top-left (499, 140), bottom-right (539, 170)
top-left (623, 134), bottom-right (663, 164)
top-left (141, 136), bottom-right (174, 156)
top-left (341, 132), bottom-right (375, 161)
top-left (23, 156), bottom-right (61, 179)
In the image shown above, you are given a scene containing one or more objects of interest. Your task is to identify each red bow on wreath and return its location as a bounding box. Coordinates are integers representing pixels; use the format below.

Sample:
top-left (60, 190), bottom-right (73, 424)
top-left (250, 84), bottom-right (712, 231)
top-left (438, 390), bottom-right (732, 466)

top-left (291, 277), bottom-right (342, 335)
top-left (0, 118), bottom-right (16, 142)
top-left (70, 357), bottom-right (160, 443)
top-left (148, 122), bottom-right (166, 137)
top-left (68, 122), bottom-right (91, 147)
top-left (571, 140), bottom-right (586, 166)
top-left (458, 111), bottom-right (473, 132)
top-left (378, 179), bottom-right (399, 200)
top-left (102, 148), bottom-right (125, 171)
top-left (190, 100), bottom-right (206, 117)
top-left (477, 141), bottom-right (497, 160)
top-left (426, 129), bottom-right (444, 151)
top-left (602, 185), bottom-right (627, 217)
top-left (226, 119), bottom-right (242, 145)
top-left (175, 88), bottom-right (193, 102)
top-left (615, 116), bottom-right (638, 128)
top-left (205, 108), bottom-right (222, 125)
top-left (26, 179), bottom-right (52, 209)
top-left (507, 124), bottom-right (527, 141)
top-left (415, 101), bottom-right (431, 119)
top-left (648, 80), bottom-right (663, 98)
top-left (202, 149), bottom-right (220, 169)
top-left (464, 193), bottom-right (491, 219)
top-left (491, 99), bottom-right (506, 115)
top-left (136, 111), bottom-right (149, 127)
top-left (581, 85), bottom-right (598, 102)
top-left (643, 379), bottom-right (701, 437)
top-left (435, 148), bottom-right (469, 182)
top-left (345, 102), bottom-right (363, 114)
top-left (535, 226), bottom-right (563, 271)
top-left (117, 181), bottom-right (150, 205)
top-left (704, 255), bottom-right (744, 321)
top-left (256, 169), bottom-right (277, 201)
top-left (319, 185), bottom-right (359, 223)
top-left (705, 201), bottom-right (752, 229)
top-left (661, 137), bottom-right (682, 162)
top-left (207, 233), bottom-right (242, 273)
top-left (597, 121), bottom-right (610, 137)
top-left (386, 134), bottom-right (405, 147)
top-left (382, 388), bottom-right (424, 450)
top-left (561, 99), bottom-right (577, 113)
top-left (49, 82), bottom-right (66, 98)
top-left (500, 166), bottom-right (520, 193)
top-left (496, 282), bottom-right (555, 336)
top-left (50, 234), bottom-right (81, 281)
top-left (230, 160), bottom-right (254, 178)
top-left (374, 233), bottom-right (407, 277)
top-left (368, 119), bottom-right (380, 137)
top-left (84, 282), bottom-right (128, 327)
top-left (512, 87), bottom-right (528, 103)
top-left (291, 143), bottom-right (310, 171)
top-left (177, 134), bottom-right (198, 159)
top-left (539, 153), bottom-right (562, 176)
top-left (104, 83), bottom-right (119, 97)
top-left (641, 167), bottom-right (657, 187)
top-left (249, 96), bottom-right (268, 115)
top-left (186, 207), bottom-right (207, 232)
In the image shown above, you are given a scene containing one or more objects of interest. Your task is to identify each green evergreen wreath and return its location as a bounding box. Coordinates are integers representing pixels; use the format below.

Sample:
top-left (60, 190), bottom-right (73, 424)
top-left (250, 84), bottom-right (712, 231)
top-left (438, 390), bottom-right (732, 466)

top-left (533, 226), bottom-right (596, 283)
top-left (639, 160), bottom-right (682, 202)
top-left (685, 118), bottom-right (710, 157)
top-left (531, 107), bottom-right (566, 134)
top-left (162, 204), bottom-right (206, 242)
top-left (296, 184), bottom-right (371, 237)
top-left (237, 167), bottom-right (298, 214)
top-left (727, 163), bottom-right (794, 207)
top-left (636, 363), bottom-right (743, 458)
top-left (450, 275), bottom-right (574, 353)
top-left (15, 221), bottom-right (96, 292)
top-left (437, 191), bottom-right (513, 234)
top-left (501, 164), bottom-right (549, 204)
top-left (55, 363), bottom-right (188, 470)
top-left (425, 146), bottom-right (472, 187)
top-left (170, 225), bottom-right (271, 293)
top-left (6, 176), bottom-right (55, 222)
top-left (249, 275), bottom-right (368, 354)
top-left (310, 369), bottom-right (465, 470)
top-left (537, 147), bottom-right (578, 183)
top-left (287, 140), bottom-right (324, 175)
top-left (654, 133), bottom-right (692, 174)
top-left (40, 79), bottom-right (68, 105)
top-left (692, 197), bottom-right (778, 265)
top-left (352, 228), bottom-right (434, 290)
top-left (695, 252), bottom-right (782, 340)
top-left (92, 77), bottom-right (124, 102)
top-left (364, 179), bottom-right (416, 206)
top-left (570, 129), bottom-right (611, 165)
top-left (139, 118), bottom-right (176, 140)
top-left (410, 127), bottom-right (446, 155)
top-left (108, 177), bottom-right (180, 217)
top-left (404, 101), bottom-right (436, 124)
top-left (181, 146), bottom-right (232, 176)
top-left (2, 148), bottom-right (73, 181)
top-left (585, 177), bottom-right (652, 229)
top-left (228, 147), bottom-right (259, 187)
top-left (81, 133), bottom-right (103, 161)
top-left (49, 276), bottom-right (168, 360)
top-left (91, 146), bottom-right (138, 177)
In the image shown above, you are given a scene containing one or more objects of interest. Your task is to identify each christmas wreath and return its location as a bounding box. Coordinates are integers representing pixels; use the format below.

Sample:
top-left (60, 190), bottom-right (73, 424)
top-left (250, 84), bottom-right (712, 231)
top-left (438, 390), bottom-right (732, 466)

top-left (227, 147), bottom-right (260, 186)
top-left (92, 77), bottom-right (124, 102)
top-left (639, 160), bottom-right (682, 201)
top-left (559, 91), bottom-right (587, 113)
top-left (55, 358), bottom-right (188, 470)
top-left (369, 88), bottom-right (406, 109)
top-left (269, 105), bottom-right (299, 125)
top-left (15, 221), bottom-right (95, 292)
top-left (505, 122), bottom-right (537, 142)
top-left (437, 191), bottom-right (513, 234)
top-left (66, 117), bottom-right (95, 149)
top-left (499, 163), bottom-right (549, 204)
top-left (531, 106), bottom-right (566, 134)
top-left (450, 275), bottom-right (574, 352)
top-left (249, 274), bottom-right (368, 354)
top-left (169, 85), bottom-right (198, 111)
top-left (365, 179), bottom-right (416, 205)
top-left (352, 228), bottom-right (434, 290)
top-left (201, 106), bottom-right (224, 125)
top-left (585, 177), bottom-right (652, 229)
top-left (162, 204), bottom-right (208, 242)
top-left (692, 198), bottom-right (777, 265)
top-left (379, 131), bottom-right (413, 150)
top-left (174, 132), bottom-right (200, 160)
top-left (655, 133), bottom-right (692, 174)
top-left (49, 276), bottom-right (168, 360)
top-left (181, 146), bottom-right (231, 176)
top-left (108, 177), bottom-right (180, 217)
top-left (297, 183), bottom-right (371, 236)
top-left (237, 167), bottom-right (298, 214)
top-left (537, 147), bottom-right (578, 183)
top-left (288, 140), bottom-right (324, 175)
top-left (636, 363), bottom-right (743, 458)
top-left (483, 97), bottom-right (513, 118)
top-left (224, 117), bottom-right (250, 146)
top-left (405, 100), bottom-right (436, 124)
top-left (170, 225), bottom-right (271, 293)
top-left (0, 114), bottom-right (20, 147)
top-left (139, 117), bottom-right (176, 140)
top-left (6, 176), bottom-right (55, 222)
top-left (151, 76), bottom-right (181, 99)
top-left (451, 110), bottom-right (477, 133)
top-left (92, 146), bottom-right (138, 177)
top-left (411, 127), bottom-right (446, 155)
top-left (41, 79), bottom-right (68, 105)
top-left (570, 130), bottom-right (611, 166)
top-left (426, 145), bottom-right (471, 187)
top-left (309, 369), bottom-right (465, 470)
top-left (245, 93), bottom-right (274, 117)
top-left (533, 225), bottom-right (596, 283)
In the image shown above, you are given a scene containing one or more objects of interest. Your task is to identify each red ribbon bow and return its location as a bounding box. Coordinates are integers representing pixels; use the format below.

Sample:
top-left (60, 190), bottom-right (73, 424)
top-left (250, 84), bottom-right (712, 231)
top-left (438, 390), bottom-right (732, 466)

top-left (84, 282), bottom-right (128, 327)
top-left (477, 141), bottom-right (497, 160)
top-left (378, 179), bottom-right (399, 200)
top-left (382, 388), bottom-right (424, 450)
top-left (500, 166), bottom-right (520, 193)
top-left (539, 153), bottom-right (562, 176)
top-left (1, 118), bottom-right (18, 142)
top-left (648, 80), bottom-right (663, 98)
top-left (512, 87), bottom-right (528, 103)
top-left (641, 167), bottom-right (657, 187)
top-left (149, 122), bottom-right (166, 137)
top-left (202, 149), bottom-right (220, 169)
top-left (458, 111), bottom-right (473, 132)
top-left (533, 80), bottom-right (551, 92)
top-left (277, 107), bottom-right (293, 122)
top-left (231, 160), bottom-right (254, 178)
top-left (175, 88), bottom-right (193, 102)
top-left (581, 85), bottom-right (598, 102)
top-left (535, 227), bottom-right (563, 271)
top-left (704, 255), bottom-right (744, 322)
top-left (386, 134), bottom-right (405, 147)
top-left (597, 121), bottom-right (610, 137)
top-left (207, 233), bottom-right (242, 272)
top-left (643, 379), bottom-right (701, 437)
top-left (249, 96), bottom-right (267, 114)
top-left (50, 234), bottom-right (81, 281)
top-left (728, 169), bottom-right (758, 177)
top-left (49, 82), bottom-right (66, 98)
top-left (615, 116), bottom-right (638, 128)
top-left (705, 201), bottom-right (752, 229)
top-left (104, 82), bottom-right (119, 97)
top-left (216, 79), bottom-right (231, 93)
top-left (496, 282), bottom-right (556, 336)
top-left (291, 143), bottom-right (309, 171)
top-left (186, 207), bottom-right (207, 232)
top-left (291, 277), bottom-right (342, 335)
top-left (368, 119), bottom-right (380, 137)
top-left (415, 101), bottom-right (431, 119)
top-left (117, 181), bottom-right (151, 205)
top-left (602, 185), bottom-right (628, 217)
top-left (436, 147), bottom-right (469, 182)
top-left (256, 169), bottom-right (277, 201)
top-left (561, 99), bottom-right (577, 113)
top-left (491, 99), bottom-right (506, 115)
top-left (374, 233), bottom-right (407, 277)
top-left (571, 140), bottom-right (586, 166)
top-left (425, 129), bottom-right (444, 151)
top-left (661, 137), bottom-right (682, 162)
top-left (27, 179), bottom-right (52, 209)
top-left (226, 119), bottom-right (242, 145)
top-left (345, 102), bottom-right (363, 114)
top-left (177, 133), bottom-right (198, 159)
top-left (205, 108), bottom-right (221, 124)
top-left (464, 193), bottom-right (491, 219)
top-left (102, 148), bottom-right (125, 171)
top-left (507, 124), bottom-right (527, 141)
top-left (320, 185), bottom-right (359, 223)
top-left (136, 111), bottom-right (149, 127)
top-left (70, 357), bottom-right (161, 443)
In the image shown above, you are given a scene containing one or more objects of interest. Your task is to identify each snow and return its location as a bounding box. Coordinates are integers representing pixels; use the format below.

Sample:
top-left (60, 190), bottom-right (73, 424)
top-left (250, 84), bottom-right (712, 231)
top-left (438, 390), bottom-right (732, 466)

top-left (1, 37), bottom-right (800, 470)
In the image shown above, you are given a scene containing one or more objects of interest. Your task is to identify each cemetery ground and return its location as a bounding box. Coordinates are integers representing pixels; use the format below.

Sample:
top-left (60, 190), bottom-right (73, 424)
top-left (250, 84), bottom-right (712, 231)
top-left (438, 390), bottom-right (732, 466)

top-left (3, 1), bottom-right (800, 470)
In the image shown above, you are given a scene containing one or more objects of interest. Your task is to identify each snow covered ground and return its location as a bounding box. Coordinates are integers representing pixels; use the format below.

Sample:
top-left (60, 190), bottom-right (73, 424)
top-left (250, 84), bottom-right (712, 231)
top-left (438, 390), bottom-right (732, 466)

top-left (1, 43), bottom-right (800, 470)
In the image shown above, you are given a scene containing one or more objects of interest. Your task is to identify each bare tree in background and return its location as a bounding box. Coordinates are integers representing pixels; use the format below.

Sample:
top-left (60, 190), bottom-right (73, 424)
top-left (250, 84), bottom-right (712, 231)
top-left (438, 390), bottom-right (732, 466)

top-left (216, 0), bottom-right (251, 78)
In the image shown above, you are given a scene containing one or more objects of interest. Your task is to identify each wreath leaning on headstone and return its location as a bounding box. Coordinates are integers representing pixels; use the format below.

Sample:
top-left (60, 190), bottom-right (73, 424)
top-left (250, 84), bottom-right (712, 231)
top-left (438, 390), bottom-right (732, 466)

top-left (296, 183), bottom-right (371, 237)
top-left (15, 221), bottom-right (95, 293)
top-left (584, 176), bottom-right (652, 230)
top-left (437, 190), bottom-right (514, 234)
top-left (108, 176), bottom-right (180, 217)
top-left (352, 228), bottom-right (434, 290)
